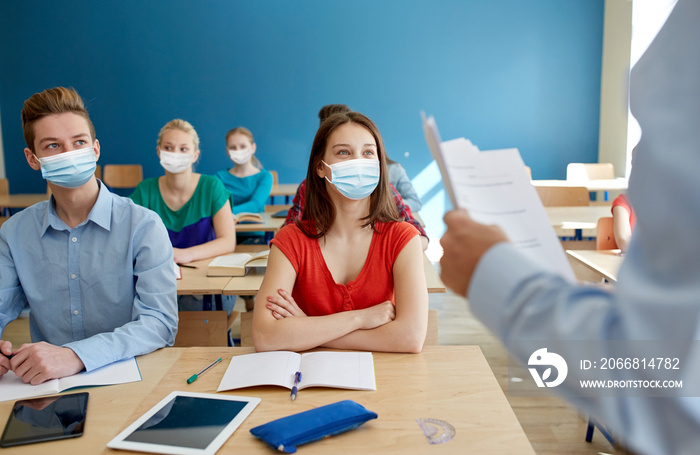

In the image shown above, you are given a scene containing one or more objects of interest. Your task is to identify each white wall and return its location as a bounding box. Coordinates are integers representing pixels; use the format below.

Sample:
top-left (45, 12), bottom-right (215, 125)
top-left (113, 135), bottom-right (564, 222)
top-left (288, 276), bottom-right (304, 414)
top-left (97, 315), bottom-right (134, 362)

top-left (598, 0), bottom-right (633, 177)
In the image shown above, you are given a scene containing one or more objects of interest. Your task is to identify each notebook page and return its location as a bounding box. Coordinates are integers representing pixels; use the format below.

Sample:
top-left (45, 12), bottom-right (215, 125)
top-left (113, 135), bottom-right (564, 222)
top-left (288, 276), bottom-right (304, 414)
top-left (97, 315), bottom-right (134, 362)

top-left (299, 351), bottom-right (376, 391)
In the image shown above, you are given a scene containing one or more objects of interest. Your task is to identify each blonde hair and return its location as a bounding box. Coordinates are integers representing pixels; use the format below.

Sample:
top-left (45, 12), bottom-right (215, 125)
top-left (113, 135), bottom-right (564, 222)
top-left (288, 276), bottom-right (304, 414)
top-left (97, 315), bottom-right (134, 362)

top-left (158, 119), bottom-right (200, 151)
top-left (21, 87), bottom-right (95, 152)
top-left (226, 126), bottom-right (263, 169)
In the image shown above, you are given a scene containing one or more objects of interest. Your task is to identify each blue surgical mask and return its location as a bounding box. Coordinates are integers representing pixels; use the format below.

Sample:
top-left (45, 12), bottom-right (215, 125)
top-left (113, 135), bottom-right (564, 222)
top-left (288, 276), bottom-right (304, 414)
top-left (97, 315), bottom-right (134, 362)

top-left (36, 146), bottom-right (97, 188)
top-left (323, 159), bottom-right (380, 200)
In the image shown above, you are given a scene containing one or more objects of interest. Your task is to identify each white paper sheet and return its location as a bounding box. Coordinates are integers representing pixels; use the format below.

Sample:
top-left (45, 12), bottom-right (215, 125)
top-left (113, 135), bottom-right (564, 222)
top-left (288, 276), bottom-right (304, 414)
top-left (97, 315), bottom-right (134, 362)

top-left (423, 113), bottom-right (575, 281)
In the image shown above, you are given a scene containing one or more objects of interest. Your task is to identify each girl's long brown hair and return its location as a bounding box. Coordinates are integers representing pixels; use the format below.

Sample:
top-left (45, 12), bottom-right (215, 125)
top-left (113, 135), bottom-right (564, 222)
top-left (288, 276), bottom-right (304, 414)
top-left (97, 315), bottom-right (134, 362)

top-left (298, 111), bottom-right (400, 239)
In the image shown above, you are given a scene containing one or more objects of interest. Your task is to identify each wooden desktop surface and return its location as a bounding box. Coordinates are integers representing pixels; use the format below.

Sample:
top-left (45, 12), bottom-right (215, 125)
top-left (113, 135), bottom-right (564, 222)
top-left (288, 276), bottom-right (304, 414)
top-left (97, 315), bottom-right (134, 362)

top-left (177, 245), bottom-right (267, 295)
top-left (269, 183), bottom-right (300, 197)
top-left (545, 205), bottom-right (612, 237)
top-left (234, 211), bottom-right (286, 233)
top-left (532, 178), bottom-right (628, 192)
top-left (566, 249), bottom-right (624, 282)
top-left (221, 253), bottom-right (445, 295)
top-left (0, 346), bottom-right (534, 454)
top-left (0, 193), bottom-right (48, 208)
top-left (178, 244), bottom-right (445, 296)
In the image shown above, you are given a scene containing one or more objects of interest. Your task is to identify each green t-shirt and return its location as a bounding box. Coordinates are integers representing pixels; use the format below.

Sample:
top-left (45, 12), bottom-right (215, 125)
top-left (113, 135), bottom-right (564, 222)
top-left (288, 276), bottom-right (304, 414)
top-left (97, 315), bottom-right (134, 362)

top-left (131, 175), bottom-right (230, 248)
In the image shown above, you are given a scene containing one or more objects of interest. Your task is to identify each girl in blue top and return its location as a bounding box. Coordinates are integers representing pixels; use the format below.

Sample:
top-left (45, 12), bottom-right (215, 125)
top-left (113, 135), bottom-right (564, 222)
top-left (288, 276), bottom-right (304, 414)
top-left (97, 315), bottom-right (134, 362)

top-left (215, 127), bottom-right (274, 214)
top-left (131, 119), bottom-right (236, 264)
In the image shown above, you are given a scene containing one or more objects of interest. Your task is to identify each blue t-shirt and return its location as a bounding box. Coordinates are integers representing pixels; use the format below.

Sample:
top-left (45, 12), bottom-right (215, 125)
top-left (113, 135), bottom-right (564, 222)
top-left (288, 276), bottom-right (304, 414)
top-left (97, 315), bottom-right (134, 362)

top-left (215, 169), bottom-right (273, 214)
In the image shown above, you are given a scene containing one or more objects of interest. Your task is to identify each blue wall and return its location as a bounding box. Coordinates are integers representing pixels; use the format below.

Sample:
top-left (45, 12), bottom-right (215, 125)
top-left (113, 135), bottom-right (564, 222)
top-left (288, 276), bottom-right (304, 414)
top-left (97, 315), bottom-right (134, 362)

top-left (0, 0), bottom-right (603, 238)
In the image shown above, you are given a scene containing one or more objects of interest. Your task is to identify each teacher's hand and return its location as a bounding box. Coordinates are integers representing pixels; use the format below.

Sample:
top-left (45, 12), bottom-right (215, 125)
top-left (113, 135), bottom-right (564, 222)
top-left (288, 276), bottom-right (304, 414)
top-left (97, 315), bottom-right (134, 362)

top-left (440, 209), bottom-right (508, 297)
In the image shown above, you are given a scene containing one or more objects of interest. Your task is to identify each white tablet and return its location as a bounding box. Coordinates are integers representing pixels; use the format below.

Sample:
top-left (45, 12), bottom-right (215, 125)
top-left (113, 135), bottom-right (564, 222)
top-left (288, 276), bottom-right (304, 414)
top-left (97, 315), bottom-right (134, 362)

top-left (107, 391), bottom-right (260, 455)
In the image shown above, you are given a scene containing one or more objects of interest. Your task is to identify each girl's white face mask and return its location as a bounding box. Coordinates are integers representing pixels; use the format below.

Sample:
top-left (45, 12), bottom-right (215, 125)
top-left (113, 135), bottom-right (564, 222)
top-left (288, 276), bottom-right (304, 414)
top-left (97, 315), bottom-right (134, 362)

top-left (160, 150), bottom-right (194, 174)
top-left (228, 148), bottom-right (252, 165)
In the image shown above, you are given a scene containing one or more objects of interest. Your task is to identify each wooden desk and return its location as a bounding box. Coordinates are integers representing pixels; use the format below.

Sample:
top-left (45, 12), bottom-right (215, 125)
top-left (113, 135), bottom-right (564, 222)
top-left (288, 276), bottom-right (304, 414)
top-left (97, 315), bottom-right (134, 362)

top-left (0, 193), bottom-right (48, 208)
top-left (269, 183), bottom-right (299, 198)
top-left (222, 253), bottom-right (446, 295)
top-left (532, 178), bottom-right (628, 192)
top-left (234, 211), bottom-right (285, 234)
top-left (566, 249), bottom-right (624, 283)
top-left (0, 346), bottom-right (533, 454)
top-left (545, 205), bottom-right (612, 238)
top-left (269, 183), bottom-right (300, 204)
top-left (177, 245), bottom-right (269, 296)
top-left (423, 254), bottom-right (446, 293)
top-left (177, 258), bottom-right (232, 296)
top-left (0, 348), bottom-right (182, 455)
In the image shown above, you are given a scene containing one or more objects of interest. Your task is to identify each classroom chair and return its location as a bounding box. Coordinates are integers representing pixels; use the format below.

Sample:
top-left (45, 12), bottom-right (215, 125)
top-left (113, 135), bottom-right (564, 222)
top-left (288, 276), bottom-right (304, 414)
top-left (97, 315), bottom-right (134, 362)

top-left (586, 417), bottom-right (615, 446)
top-left (566, 163), bottom-right (615, 181)
top-left (173, 310), bottom-right (240, 347)
top-left (567, 163), bottom-right (615, 201)
top-left (596, 217), bottom-right (618, 250)
top-left (102, 164), bottom-right (143, 192)
top-left (0, 178), bottom-right (8, 216)
top-left (239, 309), bottom-right (439, 348)
top-left (269, 170), bottom-right (279, 186)
top-left (535, 186), bottom-right (590, 207)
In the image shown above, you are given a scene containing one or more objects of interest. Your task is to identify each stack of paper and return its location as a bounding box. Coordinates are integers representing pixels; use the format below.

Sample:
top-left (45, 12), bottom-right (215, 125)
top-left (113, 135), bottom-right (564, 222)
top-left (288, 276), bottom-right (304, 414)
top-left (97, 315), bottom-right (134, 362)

top-left (422, 113), bottom-right (574, 281)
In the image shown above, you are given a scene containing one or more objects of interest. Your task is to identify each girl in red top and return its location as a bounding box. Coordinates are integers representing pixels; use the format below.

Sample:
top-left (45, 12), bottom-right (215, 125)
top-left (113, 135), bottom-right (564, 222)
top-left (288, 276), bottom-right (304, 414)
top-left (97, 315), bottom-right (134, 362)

top-left (253, 112), bottom-right (428, 353)
top-left (612, 193), bottom-right (636, 252)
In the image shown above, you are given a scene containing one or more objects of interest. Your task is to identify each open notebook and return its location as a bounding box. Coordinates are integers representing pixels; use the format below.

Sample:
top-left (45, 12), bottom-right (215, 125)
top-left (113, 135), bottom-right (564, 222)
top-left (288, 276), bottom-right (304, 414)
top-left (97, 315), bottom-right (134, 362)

top-left (0, 357), bottom-right (141, 402)
top-left (217, 351), bottom-right (376, 392)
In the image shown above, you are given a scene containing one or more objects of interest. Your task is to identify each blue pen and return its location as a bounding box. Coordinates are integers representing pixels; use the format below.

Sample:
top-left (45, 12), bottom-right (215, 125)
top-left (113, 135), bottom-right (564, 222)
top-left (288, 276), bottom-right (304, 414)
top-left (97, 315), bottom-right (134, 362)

top-left (290, 371), bottom-right (302, 401)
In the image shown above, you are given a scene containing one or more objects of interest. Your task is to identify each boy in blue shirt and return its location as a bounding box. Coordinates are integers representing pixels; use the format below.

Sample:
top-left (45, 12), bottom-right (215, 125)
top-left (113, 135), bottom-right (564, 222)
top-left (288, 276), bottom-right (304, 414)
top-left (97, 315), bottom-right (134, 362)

top-left (0, 87), bottom-right (178, 385)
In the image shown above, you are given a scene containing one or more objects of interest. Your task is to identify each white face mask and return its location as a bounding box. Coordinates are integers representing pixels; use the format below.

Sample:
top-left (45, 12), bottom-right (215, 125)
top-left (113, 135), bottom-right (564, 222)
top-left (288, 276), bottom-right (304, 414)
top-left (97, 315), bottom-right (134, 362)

top-left (160, 150), bottom-right (194, 174)
top-left (228, 148), bottom-right (252, 165)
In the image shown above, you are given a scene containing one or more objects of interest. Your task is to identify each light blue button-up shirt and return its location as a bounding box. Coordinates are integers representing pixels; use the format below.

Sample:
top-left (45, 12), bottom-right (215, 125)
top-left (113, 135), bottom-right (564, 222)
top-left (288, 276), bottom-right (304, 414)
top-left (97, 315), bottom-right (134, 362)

top-left (467, 1), bottom-right (700, 454)
top-left (0, 181), bottom-right (178, 371)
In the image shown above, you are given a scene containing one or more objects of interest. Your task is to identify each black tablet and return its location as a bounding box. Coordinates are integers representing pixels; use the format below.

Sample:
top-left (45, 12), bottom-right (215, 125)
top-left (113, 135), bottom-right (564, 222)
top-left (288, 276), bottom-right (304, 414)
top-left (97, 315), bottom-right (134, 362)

top-left (271, 209), bottom-right (289, 218)
top-left (0, 392), bottom-right (89, 448)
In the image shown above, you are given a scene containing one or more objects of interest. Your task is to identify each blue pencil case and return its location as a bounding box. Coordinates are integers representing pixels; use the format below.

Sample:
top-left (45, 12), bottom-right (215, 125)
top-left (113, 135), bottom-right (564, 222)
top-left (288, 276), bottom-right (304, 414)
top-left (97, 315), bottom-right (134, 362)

top-left (249, 400), bottom-right (378, 453)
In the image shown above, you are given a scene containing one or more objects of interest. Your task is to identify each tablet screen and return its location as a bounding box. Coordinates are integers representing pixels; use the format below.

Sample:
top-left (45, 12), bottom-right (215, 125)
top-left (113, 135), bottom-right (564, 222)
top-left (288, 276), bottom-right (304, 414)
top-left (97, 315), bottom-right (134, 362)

top-left (108, 391), bottom-right (260, 455)
top-left (125, 395), bottom-right (247, 449)
top-left (0, 392), bottom-right (89, 448)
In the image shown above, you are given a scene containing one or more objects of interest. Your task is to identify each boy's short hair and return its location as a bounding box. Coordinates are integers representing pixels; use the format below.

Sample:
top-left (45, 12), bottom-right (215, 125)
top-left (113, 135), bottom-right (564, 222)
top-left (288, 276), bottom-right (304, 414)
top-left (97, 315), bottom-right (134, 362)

top-left (22, 87), bottom-right (95, 152)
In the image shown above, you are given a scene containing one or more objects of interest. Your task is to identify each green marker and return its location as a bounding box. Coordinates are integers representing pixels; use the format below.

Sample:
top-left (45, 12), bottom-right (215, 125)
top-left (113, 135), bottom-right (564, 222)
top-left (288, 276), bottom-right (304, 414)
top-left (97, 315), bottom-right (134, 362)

top-left (187, 358), bottom-right (223, 384)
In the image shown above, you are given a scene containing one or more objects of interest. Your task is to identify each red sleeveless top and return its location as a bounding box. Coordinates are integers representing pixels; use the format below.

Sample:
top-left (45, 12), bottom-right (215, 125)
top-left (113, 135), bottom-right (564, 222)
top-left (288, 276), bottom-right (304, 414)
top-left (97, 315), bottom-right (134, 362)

top-left (270, 221), bottom-right (417, 316)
